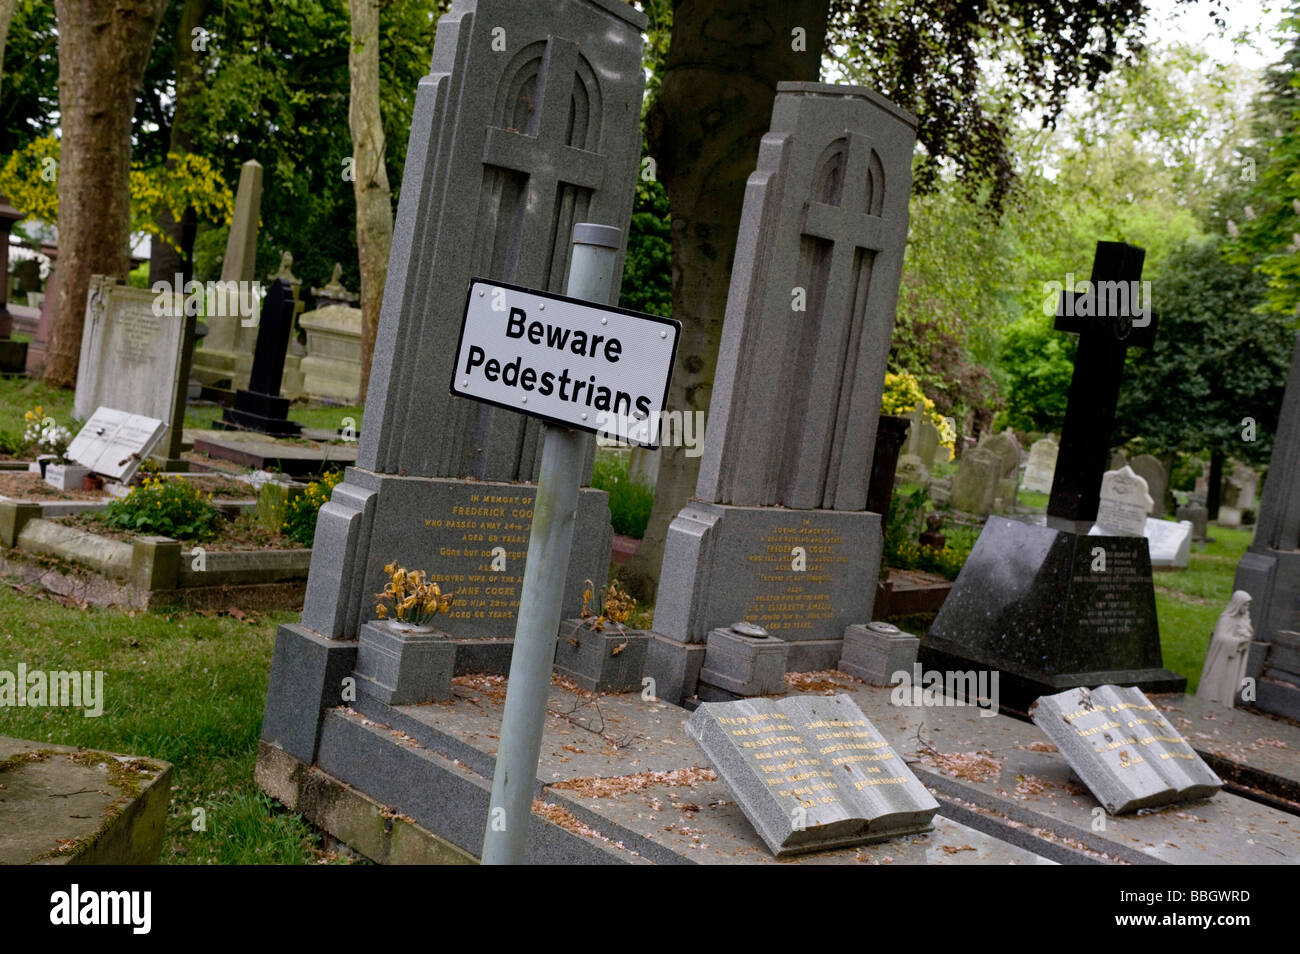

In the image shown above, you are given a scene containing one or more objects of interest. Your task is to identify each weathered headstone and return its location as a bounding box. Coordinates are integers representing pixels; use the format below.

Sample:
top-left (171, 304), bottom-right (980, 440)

top-left (66, 408), bottom-right (166, 483)
top-left (1020, 436), bottom-right (1058, 494)
top-left (1030, 685), bottom-right (1221, 814)
top-left (685, 693), bottom-right (938, 855)
top-left (1128, 453), bottom-right (1167, 517)
top-left (647, 83), bottom-right (918, 701)
top-left (191, 159), bottom-right (263, 392)
top-left (73, 275), bottom-right (194, 469)
top-left (1218, 463), bottom-right (1258, 527)
top-left (24, 241), bottom-right (58, 374)
top-left (261, 0), bottom-right (647, 767)
top-left (904, 404), bottom-right (941, 468)
top-left (1094, 465), bottom-right (1153, 536)
top-left (923, 242), bottom-right (1184, 710)
top-left (979, 430), bottom-right (1021, 479)
top-left (949, 446), bottom-right (1000, 516)
top-left (1233, 332), bottom-right (1300, 720)
top-left (1176, 501), bottom-right (1209, 542)
top-left (300, 265), bottom-right (363, 402)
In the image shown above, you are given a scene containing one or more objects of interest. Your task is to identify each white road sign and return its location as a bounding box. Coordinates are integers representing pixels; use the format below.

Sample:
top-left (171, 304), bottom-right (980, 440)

top-left (451, 278), bottom-right (681, 448)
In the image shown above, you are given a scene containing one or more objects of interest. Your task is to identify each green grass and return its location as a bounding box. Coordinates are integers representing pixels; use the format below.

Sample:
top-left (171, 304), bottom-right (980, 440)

top-left (0, 375), bottom-right (76, 435)
top-left (590, 448), bottom-right (654, 538)
top-left (1154, 525), bottom-right (1253, 693)
top-left (0, 588), bottom-right (336, 864)
top-left (1018, 489), bottom-right (1050, 510)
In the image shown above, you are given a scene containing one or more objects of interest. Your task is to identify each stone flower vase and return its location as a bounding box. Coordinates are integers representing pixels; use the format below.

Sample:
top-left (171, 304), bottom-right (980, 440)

top-left (353, 617), bottom-right (455, 705)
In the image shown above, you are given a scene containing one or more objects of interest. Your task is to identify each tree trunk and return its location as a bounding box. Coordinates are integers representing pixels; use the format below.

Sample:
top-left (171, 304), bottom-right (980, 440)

top-left (621, 0), bottom-right (829, 601)
top-left (149, 0), bottom-right (212, 287)
top-left (46, 0), bottom-right (170, 388)
top-left (1207, 449), bottom-right (1224, 520)
top-left (349, 0), bottom-right (393, 405)
top-left (0, 0), bottom-right (16, 98)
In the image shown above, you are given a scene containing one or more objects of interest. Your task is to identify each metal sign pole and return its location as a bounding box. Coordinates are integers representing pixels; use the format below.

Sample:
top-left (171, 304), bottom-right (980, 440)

top-left (481, 223), bottom-right (622, 864)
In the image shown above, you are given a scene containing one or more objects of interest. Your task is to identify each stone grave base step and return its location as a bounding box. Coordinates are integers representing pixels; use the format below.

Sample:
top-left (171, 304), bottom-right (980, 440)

top-left (919, 637), bottom-right (1187, 715)
top-left (1, 736), bottom-right (172, 865)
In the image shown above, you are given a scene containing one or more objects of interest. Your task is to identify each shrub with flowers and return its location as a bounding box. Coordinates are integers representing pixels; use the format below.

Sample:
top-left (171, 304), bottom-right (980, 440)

top-left (103, 475), bottom-right (224, 541)
top-left (883, 488), bottom-right (974, 582)
top-left (282, 469), bottom-right (343, 546)
top-left (23, 406), bottom-right (73, 462)
top-left (375, 563), bottom-right (455, 627)
top-left (881, 371), bottom-right (955, 459)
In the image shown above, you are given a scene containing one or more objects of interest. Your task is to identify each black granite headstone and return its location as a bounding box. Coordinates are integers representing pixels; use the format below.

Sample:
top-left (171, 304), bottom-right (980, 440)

top-left (218, 277), bottom-right (302, 436)
top-left (921, 242), bottom-right (1185, 711)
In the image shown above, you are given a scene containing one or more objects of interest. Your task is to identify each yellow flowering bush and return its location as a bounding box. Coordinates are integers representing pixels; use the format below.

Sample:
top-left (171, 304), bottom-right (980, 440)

top-left (881, 371), bottom-right (955, 457)
top-left (375, 563), bottom-right (455, 627)
top-left (282, 470), bottom-right (342, 546)
top-left (103, 475), bottom-right (224, 541)
top-left (0, 136), bottom-right (233, 252)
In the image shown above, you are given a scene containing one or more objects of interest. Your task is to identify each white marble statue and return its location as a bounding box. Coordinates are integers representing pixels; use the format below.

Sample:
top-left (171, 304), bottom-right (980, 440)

top-left (1197, 590), bottom-right (1254, 708)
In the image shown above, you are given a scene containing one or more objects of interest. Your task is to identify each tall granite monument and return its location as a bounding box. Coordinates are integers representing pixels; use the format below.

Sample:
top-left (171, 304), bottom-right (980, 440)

top-left (261, 0), bottom-right (647, 766)
top-left (922, 242), bottom-right (1185, 711)
top-left (1234, 332), bottom-right (1300, 719)
top-left (645, 83), bottom-right (918, 703)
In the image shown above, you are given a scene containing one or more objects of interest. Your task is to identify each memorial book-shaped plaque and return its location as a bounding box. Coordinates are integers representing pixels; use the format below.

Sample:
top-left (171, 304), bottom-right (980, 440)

top-left (685, 694), bottom-right (939, 856)
top-left (1030, 685), bottom-right (1222, 814)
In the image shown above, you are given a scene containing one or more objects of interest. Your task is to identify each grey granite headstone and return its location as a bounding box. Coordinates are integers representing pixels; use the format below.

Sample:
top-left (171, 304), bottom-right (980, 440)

top-left (1030, 685), bottom-right (1221, 814)
top-left (263, 0), bottom-right (647, 762)
top-left (1233, 332), bottom-right (1300, 720)
top-left (1128, 453), bottom-right (1167, 517)
top-left (1176, 502), bottom-right (1208, 542)
top-left (903, 404), bottom-right (941, 468)
top-left (1094, 465), bottom-right (1153, 536)
top-left (685, 693), bottom-right (938, 856)
top-left (652, 83), bottom-right (917, 694)
top-left (72, 275), bottom-right (194, 467)
top-left (1021, 436), bottom-right (1058, 494)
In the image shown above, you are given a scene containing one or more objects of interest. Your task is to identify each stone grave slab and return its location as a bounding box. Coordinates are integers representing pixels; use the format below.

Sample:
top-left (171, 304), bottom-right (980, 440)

top-left (685, 694), bottom-right (939, 855)
top-left (303, 677), bottom-right (1051, 864)
top-left (1030, 685), bottom-right (1222, 814)
top-left (73, 275), bottom-right (194, 467)
top-left (0, 735), bottom-right (172, 864)
top-left (1140, 518), bottom-right (1192, 568)
top-left (190, 429), bottom-right (356, 478)
top-left (66, 407), bottom-right (166, 482)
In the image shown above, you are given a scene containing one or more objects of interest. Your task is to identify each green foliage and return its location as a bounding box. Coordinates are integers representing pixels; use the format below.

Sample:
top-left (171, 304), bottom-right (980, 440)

top-left (1116, 237), bottom-right (1290, 464)
top-left (256, 482), bottom-right (290, 536)
top-left (590, 451), bottom-right (655, 538)
top-left (282, 470), bottom-right (343, 546)
top-left (104, 476), bottom-right (225, 542)
top-left (619, 176), bottom-right (672, 317)
top-left (0, 0), bottom-right (58, 155)
top-left (1221, 5), bottom-right (1300, 322)
top-left (882, 488), bottom-right (974, 582)
top-left (995, 313), bottom-right (1076, 433)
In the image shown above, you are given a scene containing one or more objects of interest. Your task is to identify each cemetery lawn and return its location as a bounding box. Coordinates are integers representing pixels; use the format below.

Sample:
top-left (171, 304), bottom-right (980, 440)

top-left (0, 586), bottom-right (342, 864)
top-left (183, 402), bottom-right (364, 435)
top-left (1153, 526), bottom-right (1254, 693)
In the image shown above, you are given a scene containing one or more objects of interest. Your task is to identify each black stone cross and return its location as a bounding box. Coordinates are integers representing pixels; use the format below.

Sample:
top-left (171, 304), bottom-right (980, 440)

top-left (1047, 241), bottom-right (1158, 528)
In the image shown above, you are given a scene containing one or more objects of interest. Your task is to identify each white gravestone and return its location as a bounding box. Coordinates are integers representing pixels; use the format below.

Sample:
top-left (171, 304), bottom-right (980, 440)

top-left (66, 408), bottom-right (167, 483)
top-left (1094, 465), bottom-right (1153, 536)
